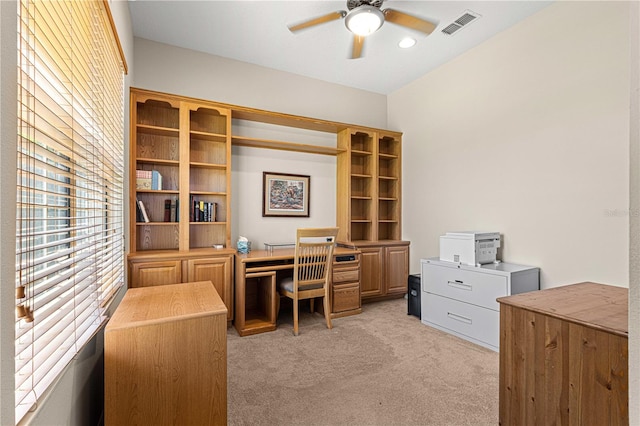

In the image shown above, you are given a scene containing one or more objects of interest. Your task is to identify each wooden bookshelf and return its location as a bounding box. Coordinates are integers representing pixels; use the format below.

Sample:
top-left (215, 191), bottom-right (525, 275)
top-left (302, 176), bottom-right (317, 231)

top-left (129, 89), bottom-right (235, 321)
top-left (130, 92), bottom-right (231, 252)
top-left (337, 128), bottom-right (408, 302)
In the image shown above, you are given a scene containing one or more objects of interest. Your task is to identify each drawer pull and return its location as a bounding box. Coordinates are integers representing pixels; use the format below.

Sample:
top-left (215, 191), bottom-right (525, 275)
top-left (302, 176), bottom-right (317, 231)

top-left (447, 312), bottom-right (473, 324)
top-left (447, 280), bottom-right (472, 291)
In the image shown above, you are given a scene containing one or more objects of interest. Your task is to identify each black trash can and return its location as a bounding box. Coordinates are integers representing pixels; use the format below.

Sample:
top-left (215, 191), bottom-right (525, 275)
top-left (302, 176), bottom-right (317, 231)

top-left (408, 274), bottom-right (421, 318)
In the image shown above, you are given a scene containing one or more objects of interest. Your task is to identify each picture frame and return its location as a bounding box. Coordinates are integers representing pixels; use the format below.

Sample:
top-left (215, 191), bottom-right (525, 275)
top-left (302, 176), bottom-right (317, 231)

top-left (262, 172), bottom-right (310, 217)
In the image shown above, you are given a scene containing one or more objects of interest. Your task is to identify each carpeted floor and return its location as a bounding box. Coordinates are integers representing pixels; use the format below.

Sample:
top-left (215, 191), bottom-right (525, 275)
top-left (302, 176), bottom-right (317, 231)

top-left (227, 297), bottom-right (499, 426)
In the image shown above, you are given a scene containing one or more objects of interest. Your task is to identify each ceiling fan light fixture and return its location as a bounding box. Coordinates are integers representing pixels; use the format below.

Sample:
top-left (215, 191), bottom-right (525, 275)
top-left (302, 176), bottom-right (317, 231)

top-left (345, 5), bottom-right (384, 36)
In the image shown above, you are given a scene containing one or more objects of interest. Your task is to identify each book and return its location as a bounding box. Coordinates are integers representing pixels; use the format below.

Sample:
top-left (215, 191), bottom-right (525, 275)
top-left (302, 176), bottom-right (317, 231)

top-left (136, 170), bottom-right (152, 190)
top-left (210, 202), bottom-right (217, 222)
top-left (175, 199), bottom-right (179, 222)
top-left (190, 195), bottom-right (195, 222)
top-left (164, 199), bottom-right (171, 222)
top-left (199, 201), bottom-right (205, 222)
top-left (138, 199), bottom-right (150, 223)
top-left (151, 170), bottom-right (163, 190)
top-left (136, 199), bottom-right (144, 222)
top-left (170, 198), bottom-right (176, 222)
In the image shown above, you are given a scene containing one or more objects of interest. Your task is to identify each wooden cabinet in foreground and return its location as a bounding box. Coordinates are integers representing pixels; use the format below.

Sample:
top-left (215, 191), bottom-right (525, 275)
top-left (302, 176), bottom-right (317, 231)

top-left (497, 282), bottom-right (628, 425)
top-left (105, 281), bottom-right (227, 426)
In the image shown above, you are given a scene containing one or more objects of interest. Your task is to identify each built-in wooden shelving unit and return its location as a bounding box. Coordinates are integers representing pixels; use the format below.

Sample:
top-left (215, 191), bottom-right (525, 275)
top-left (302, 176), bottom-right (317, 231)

top-left (128, 87), bottom-right (407, 307)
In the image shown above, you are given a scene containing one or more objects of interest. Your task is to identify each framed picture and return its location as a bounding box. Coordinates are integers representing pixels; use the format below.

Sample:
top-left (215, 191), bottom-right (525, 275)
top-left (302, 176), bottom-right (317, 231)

top-left (262, 172), bottom-right (310, 217)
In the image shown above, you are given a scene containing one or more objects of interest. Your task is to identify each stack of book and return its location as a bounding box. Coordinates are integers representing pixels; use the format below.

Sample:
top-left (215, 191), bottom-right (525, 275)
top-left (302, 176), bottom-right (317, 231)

top-left (191, 195), bottom-right (216, 222)
top-left (135, 170), bottom-right (152, 190)
top-left (136, 170), bottom-right (163, 190)
top-left (164, 198), bottom-right (180, 222)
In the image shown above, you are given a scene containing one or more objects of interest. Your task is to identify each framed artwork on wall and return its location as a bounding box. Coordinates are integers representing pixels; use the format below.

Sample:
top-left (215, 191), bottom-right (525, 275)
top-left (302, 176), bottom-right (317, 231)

top-left (262, 172), bottom-right (310, 217)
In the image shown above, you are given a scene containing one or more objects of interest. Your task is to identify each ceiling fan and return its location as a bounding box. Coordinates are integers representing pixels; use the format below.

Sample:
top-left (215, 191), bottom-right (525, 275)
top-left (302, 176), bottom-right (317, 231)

top-left (288, 0), bottom-right (437, 59)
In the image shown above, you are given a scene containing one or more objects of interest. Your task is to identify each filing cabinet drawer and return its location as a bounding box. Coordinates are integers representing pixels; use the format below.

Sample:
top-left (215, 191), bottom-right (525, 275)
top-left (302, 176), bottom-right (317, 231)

top-left (332, 283), bottom-right (360, 313)
top-left (333, 267), bottom-right (359, 284)
top-left (423, 263), bottom-right (507, 310)
top-left (423, 292), bottom-right (499, 349)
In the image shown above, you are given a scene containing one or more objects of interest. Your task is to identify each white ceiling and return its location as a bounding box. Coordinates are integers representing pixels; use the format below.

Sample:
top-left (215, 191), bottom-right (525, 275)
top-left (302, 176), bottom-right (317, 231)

top-left (128, 0), bottom-right (553, 94)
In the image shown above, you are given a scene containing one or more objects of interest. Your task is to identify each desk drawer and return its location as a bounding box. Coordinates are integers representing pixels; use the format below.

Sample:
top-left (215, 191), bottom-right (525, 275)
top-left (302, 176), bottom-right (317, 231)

top-left (332, 282), bottom-right (360, 313)
top-left (423, 293), bottom-right (499, 349)
top-left (423, 263), bottom-right (507, 310)
top-left (333, 267), bottom-right (359, 284)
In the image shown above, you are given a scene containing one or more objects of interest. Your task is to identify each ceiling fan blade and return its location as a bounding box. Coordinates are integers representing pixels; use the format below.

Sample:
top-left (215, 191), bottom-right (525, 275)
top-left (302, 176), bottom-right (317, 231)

top-left (383, 9), bottom-right (437, 35)
top-left (288, 11), bottom-right (346, 33)
top-left (351, 35), bottom-right (364, 59)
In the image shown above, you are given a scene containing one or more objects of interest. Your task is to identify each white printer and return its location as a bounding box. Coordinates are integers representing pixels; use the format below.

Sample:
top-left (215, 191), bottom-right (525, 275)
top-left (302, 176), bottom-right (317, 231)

top-left (439, 231), bottom-right (501, 266)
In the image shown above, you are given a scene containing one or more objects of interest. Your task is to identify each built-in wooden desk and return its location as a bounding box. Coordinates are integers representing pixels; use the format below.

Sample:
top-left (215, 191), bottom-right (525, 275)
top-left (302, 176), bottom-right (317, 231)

top-left (105, 281), bottom-right (227, 425)
top-left (497, 282), bottom-right (628, 425)
top-left (234, 246), bottom-right (361, 336)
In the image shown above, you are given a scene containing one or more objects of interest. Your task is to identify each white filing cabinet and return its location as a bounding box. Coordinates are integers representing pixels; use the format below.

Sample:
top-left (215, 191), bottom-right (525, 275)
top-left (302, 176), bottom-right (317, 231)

top-left (420, 257), bottom-right (539, 351)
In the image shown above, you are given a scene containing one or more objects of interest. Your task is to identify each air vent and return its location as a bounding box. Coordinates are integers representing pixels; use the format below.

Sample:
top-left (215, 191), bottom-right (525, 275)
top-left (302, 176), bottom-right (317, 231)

top-left (441, 10), bottom-right (480, 36)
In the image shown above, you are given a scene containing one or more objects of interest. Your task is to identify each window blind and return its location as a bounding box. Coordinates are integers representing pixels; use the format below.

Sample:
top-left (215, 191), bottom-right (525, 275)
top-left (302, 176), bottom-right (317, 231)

top-left (16, 0), bottom-right (125, 421)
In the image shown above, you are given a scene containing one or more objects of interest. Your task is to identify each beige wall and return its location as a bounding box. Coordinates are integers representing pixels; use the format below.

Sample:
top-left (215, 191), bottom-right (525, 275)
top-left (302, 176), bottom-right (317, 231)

top-left (133, 38), bottom-right (387, 128)
top-left (389, 1), bottom-right (630, 289)
top-left (0, 2), bottom-right (18, 423)
top-left (629, 2), bottom-right (639, 423)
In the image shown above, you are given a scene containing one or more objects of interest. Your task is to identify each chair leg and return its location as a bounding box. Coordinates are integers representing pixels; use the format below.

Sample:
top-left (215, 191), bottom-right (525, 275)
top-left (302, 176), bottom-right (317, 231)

top-left (309, 298), bottom-right (315, 313)
top-left (293, 298), bottom-right (299, 336)
top-left (323, 295), bottom-right (332, 330)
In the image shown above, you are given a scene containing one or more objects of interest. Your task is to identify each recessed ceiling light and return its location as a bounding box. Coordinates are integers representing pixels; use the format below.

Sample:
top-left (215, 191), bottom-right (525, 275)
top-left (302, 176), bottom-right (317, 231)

top-left (398, 37), bottom-right (416, 49)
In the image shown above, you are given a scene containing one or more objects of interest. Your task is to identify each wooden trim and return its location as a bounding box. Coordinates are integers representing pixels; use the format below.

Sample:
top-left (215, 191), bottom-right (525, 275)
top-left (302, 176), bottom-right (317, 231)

top-left (232, 136), bottom-right (346, 156)
top-left (128, 247), bottom-right (237, 261)
top-left (103, 0), bottom-right (128, 74)
top-left (130, 87), bottom-right (402, 136)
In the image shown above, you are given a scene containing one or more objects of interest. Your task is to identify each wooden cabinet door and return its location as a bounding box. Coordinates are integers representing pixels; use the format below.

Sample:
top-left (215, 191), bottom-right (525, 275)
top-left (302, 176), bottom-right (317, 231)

top-left (129, 260), bottom-right (182, 288)
top-left (359, 247), bottom-right (383, 298)
top-left (187, 256), bottom-right (233, 320)
top-left (385, 245), bottom-right (409, 296)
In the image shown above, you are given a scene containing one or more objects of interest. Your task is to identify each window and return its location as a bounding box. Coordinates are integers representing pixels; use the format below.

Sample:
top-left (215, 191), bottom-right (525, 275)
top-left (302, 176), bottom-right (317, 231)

top-left (15, 0), bottom-right (125, 421)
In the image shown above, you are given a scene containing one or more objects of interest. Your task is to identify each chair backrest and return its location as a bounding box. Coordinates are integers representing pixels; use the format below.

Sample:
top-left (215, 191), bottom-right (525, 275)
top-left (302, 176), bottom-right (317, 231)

top-left (293, 227), bottom-right (339, 290)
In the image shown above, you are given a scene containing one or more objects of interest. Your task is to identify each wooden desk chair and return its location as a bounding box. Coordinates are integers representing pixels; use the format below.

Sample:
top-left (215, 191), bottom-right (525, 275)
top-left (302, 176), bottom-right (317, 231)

top-left (278, 227), bottom-right (339, 336)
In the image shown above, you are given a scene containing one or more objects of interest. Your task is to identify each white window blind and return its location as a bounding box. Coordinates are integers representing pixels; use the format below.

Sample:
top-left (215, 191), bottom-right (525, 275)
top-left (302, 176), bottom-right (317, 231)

top-left (16, 0), bottom-right (125, 422)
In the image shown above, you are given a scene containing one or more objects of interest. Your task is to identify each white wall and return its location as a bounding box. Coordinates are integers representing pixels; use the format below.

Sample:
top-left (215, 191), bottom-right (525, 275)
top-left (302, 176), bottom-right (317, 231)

top-left (132, 37), bottom-right (389, 247)
top-left (389, 1), bottom-right (630, 289)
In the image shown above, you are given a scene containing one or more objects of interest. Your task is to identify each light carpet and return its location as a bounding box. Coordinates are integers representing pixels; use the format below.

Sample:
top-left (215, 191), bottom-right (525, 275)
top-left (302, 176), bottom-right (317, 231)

top-left (227, 297), bottom-right (499, 426)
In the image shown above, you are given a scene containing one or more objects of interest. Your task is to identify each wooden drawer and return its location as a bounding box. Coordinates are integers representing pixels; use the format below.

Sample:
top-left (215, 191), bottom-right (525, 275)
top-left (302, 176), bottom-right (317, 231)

top-left (423, 263), bottom-right (507, 310)
top-left (130, 260), bottom-right (182, 288)
top-left (332, 283), bottom-right (360, 313)
top-left (333, 266), bottom-right (359, 284)
top-left (422, 292), bottom-right (499, 349)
